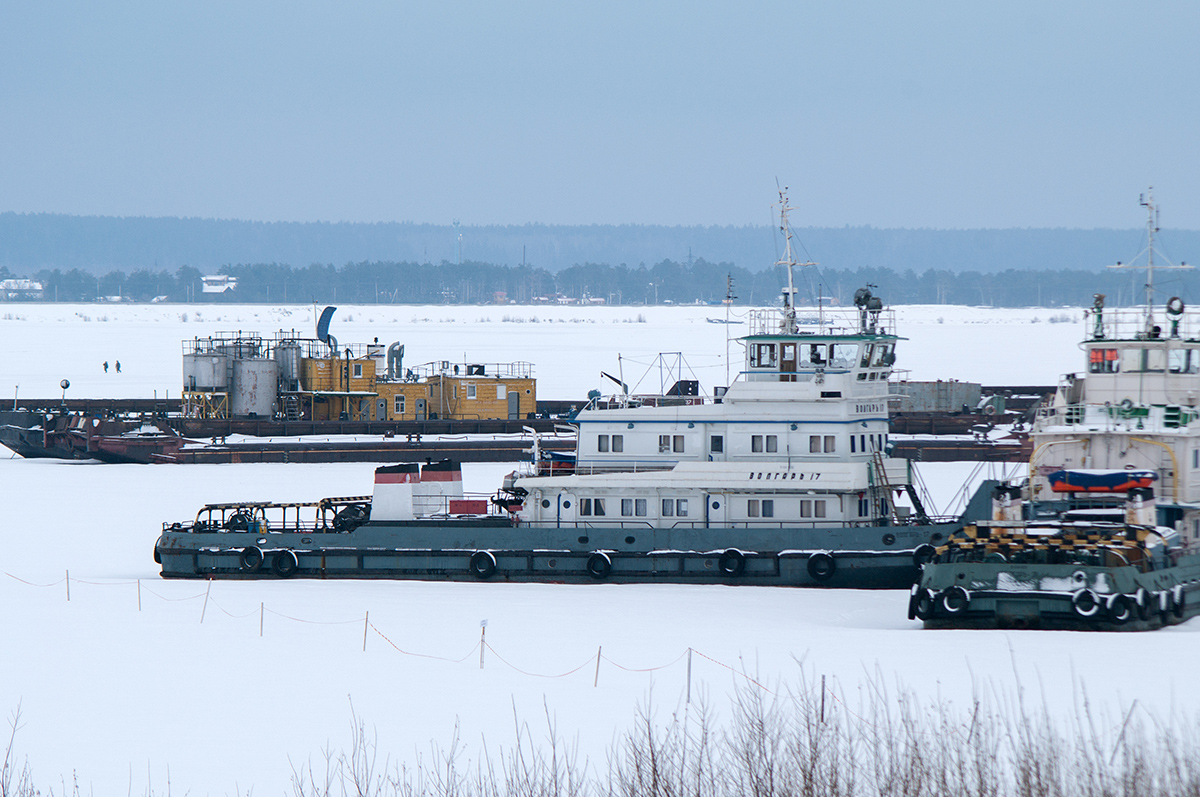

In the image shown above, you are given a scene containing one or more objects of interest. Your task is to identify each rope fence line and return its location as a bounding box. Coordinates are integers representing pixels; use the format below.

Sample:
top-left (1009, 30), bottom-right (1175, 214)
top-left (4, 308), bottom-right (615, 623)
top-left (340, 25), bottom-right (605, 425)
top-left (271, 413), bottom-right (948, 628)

top-left (483, 641), bottom-right (596, 679)
top-left (1, 568), bottom-right (781, 692)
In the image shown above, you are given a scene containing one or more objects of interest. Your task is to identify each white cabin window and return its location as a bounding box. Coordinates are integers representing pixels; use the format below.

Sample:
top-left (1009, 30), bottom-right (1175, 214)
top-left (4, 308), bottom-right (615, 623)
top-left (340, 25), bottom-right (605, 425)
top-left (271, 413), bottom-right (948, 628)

top-left (761, 499), bottom-right (774, 518)
top-left (751, 344), bottom-right (778, 368)
top-left (711, 435), bottom-right (724, 453)
top-left (1169, 349), bottom-right (1197, 374)
top-left (850, 436), bottom-right (856, 453)
top-left (353, 363), bottom-right (363, 378)
top-left (497, 385), bottom-right (507, 399)
top-left (747, 499), bottom-right (760, 518)
top-left (673, 435), bottom-right (685, 453)
top-left (661, 499), bottom-right (674, 517)
top-left (659, 435), bottom-right (671, 453)
top-left (1090, 348), bottom-right (1120, 373)
top-left (580, 498), bottom-right (605, 517)
top-left (676, 499), bottom-right (688, 516)
top-left (597, 434), bottom-right (609, 453)
top-left (466, 383), bottom-right (477, 399)
top-left (1193, 449), bottom-right (1198, 469)
top-left (801, 500), bottom-right (826, 518)
top-left (394, 395), bottom-right (406, 415)
top-left (809, 435), bottom-right (821, 453)
top-left (830, 344), bottom-right (858, 368)
top-left (612, 434), bottom-right (624, 452)
top-left (635, 498), bottom-right (647, 516)
top-left (580, 499), bottom-right (592, 516)
top-left (766, 435), bottom-right (778, 453)
top-left (752, 435), bottom-right (764, 453)
top-left (621, 498), bottom-right (633, 516)
top-left (800, 344), bottom-right (827, 367)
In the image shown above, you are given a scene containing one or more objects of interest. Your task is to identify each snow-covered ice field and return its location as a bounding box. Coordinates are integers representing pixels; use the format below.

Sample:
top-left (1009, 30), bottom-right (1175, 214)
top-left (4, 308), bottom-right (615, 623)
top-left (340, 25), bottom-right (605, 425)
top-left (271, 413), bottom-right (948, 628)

top-left (1, 302), bottom-right (1083, 402)
top-left (2, 303), bottom-right (1197, 794)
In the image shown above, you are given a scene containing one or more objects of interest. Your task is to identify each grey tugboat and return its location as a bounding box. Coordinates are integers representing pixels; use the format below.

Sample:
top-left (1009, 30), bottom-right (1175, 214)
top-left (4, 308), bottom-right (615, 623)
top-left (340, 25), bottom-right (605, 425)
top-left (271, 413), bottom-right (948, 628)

top-left (154, 190), bottom-right (989, 587)
top-left (913, 191), bottom-right (1200, 629)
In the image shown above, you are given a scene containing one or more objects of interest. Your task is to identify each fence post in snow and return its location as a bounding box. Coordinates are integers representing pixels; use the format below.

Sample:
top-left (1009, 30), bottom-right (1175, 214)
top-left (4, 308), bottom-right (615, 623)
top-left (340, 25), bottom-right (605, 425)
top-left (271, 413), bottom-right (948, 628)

top-left (820, 675), bottom-right (826, 723)
top-left (65, 570), bottom-right (69, 601)
top-left (594, 646), bottom-right (602, 687)
top-left (687, 648), bottom-right (693, 704)
top-left (137, 579), bottom-right (141, 612)
top-left (200, 580), bottom-right (211, 623)
top-left (479, 620), bottom-right (488, 669)
top-left (363, 611), bottom-right (369, 652)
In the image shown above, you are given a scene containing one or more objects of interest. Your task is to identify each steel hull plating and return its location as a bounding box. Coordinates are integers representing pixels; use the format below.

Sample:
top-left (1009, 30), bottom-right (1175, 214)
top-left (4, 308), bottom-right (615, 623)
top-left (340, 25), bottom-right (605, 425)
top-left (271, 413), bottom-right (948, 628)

top-left (913, 557), bottom-right (1200, 631)
top-left (156, 520), bottom-right (955, 588)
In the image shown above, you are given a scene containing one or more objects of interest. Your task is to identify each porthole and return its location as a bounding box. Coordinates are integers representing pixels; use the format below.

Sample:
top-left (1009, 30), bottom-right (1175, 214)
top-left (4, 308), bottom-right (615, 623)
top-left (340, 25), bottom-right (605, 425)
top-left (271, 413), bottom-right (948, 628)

top-left (301, 537), bottom-right (312, 544)
top-left (704, 559), bottom-right (714, 568)
top-left (548, 558), bottom-right (557, 568)
top-left (541, 499), bottom-right (550, 508)
top-left (711, 501), bottom-right (721, 510)
top-left (625, 536), bottom-right (636, 544)
top-left (578, 535), bottom-right (589, 544)
top-left (882, 533), bottom-right (895, 546)
top-left (562, 500), bottom-right (571, 509)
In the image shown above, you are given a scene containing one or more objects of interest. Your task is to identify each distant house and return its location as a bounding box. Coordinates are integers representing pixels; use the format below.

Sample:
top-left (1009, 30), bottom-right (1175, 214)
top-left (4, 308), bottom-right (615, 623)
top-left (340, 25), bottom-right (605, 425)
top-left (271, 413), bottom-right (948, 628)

top-left (202, 275), bottom-right (238, 294)
top-left (0, 279), bottom-right (44, 301)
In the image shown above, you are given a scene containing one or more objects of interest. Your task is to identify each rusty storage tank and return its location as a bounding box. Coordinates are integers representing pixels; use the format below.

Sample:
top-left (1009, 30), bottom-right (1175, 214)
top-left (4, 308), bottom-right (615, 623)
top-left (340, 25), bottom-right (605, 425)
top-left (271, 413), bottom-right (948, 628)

top-left (182, 350), bottom-right (230, 392)
top-left (231, 358), bottom-right (279, 417)
top-left (273, 340), bottom-right (302, 392)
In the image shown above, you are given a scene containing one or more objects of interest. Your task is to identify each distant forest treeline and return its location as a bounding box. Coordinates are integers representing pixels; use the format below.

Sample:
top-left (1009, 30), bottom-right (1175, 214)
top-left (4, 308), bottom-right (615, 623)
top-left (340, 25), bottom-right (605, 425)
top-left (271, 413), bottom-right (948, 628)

top-left (4, 258), bottom-right (1198, 308)
top-left (2, 211), bottom-right (1199, 276)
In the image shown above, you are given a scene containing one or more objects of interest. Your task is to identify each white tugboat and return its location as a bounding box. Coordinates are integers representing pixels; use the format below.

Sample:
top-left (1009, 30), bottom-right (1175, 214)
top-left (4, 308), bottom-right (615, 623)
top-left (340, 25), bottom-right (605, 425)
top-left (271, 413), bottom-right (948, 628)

top-left (156, 190), bottom-right (990, 586)
top-left (914, 190), bottom-right (1200, 628)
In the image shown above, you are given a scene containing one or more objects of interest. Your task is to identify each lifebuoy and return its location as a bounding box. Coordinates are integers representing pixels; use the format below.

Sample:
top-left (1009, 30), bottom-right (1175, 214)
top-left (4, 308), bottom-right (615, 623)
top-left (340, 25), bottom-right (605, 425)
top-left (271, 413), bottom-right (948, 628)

top-left (586, 552), bottom-right (612, 580)
top-left (1106, 594), bottom-right (1132, 624)
top-left (469, 550), bottom-right (497, 580)
top-left (1167, 296), bottom-right (1186, 315)
top-left (914, 589), bottom-right (935, 620)
top-left (718, 549), bottom-right (746, 576)
top-left (939, 585), bottom-right (970, 614)
top-left (807, 552), bottom-right (836, 582)
top-left (912, 544), bottom-right (936, 567)
top-left (1120, 398), bottom-right (1135, 412)
top-left (1072, 588), bottom-right (1100, 617)
top-left (272, 549), bottom-right (299, 578)
top-left (240, 546), bottom-right (264, 572)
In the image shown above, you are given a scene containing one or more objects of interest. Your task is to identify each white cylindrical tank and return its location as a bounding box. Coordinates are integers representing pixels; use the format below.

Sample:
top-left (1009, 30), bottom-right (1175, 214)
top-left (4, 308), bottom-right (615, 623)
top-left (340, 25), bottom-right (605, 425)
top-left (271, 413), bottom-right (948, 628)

top-left (231, 358), bottom-right (279, 417)
top-left (273, 341), bottom-right (302, 392)
top-left (182, 352), bottom-right (230, 391)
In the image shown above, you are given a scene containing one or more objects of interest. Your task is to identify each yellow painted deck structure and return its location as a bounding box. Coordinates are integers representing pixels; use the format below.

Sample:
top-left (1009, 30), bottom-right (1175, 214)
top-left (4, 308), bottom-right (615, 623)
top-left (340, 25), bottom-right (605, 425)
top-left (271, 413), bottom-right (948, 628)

top-left (182, 332), bottom-right (535, 421)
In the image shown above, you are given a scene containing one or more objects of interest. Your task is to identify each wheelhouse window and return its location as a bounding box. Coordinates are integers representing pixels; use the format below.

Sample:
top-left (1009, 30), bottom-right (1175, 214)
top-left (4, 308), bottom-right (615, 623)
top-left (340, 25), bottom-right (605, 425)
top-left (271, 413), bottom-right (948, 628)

top-left (1169, 349), bottom-right (1197, 374)
top-left (800, 344), bottom-right (827, 367)
top-left (1089, 348), bottom-right (1120, 373)
top-left (750, 343), bottom-right (778, 368)
top-left (870, 345), bottom-right (893, 368)
top-left (830, 344), bottom-right (858, 369)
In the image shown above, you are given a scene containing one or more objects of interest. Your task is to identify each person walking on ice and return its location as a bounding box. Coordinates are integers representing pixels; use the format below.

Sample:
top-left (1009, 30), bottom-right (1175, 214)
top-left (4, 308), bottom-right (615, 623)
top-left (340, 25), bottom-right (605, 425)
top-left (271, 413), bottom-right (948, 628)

top-left (116, 361), bottom-right (121, 373)
top-left (103, 361), bottom-right (109, 373)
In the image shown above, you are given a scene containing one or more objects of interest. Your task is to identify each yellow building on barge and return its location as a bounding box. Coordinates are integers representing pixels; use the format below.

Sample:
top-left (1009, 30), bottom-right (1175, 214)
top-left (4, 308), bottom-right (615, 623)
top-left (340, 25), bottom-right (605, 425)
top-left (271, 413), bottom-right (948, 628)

top-left (181, 332), bottom-right (535, 421)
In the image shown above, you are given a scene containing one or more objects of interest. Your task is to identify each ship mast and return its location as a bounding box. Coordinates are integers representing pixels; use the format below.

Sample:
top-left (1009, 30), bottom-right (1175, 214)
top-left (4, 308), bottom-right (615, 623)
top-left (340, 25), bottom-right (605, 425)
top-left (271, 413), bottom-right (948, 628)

top-left (1108, 188), bottom-right (1191, 334)
top-left (775, 187), bottom-right (815, 334)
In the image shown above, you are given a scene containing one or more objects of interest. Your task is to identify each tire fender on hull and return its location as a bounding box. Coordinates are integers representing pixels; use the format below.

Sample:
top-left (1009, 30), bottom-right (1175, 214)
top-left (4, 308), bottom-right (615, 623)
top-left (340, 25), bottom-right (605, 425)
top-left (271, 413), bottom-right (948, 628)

top-left (272, 550), bottom-right (299, 578)
top-left (807, 552), bottom-right (836, 582)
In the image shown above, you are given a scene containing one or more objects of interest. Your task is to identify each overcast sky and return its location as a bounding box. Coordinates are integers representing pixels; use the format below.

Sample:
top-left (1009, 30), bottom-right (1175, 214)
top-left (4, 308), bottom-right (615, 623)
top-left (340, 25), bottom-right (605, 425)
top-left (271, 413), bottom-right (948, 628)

top-left (1, 2), bottom-right (1197, 228)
